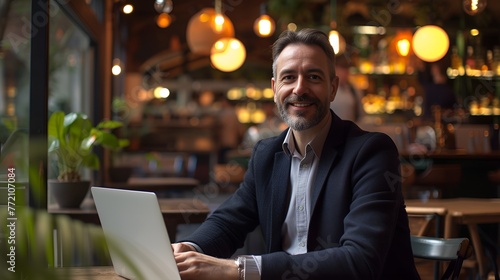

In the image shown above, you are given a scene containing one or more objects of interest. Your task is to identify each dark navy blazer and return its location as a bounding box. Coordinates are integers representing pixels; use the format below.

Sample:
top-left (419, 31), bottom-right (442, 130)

top-left (184, 111), bottom-right (420, 280)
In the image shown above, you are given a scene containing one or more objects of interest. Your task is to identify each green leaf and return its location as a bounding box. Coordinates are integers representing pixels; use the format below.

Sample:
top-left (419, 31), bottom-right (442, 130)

top-left (82, 153), bottom-right (100, 170)
top-left (81, 135), bottom-right (97, 151)
top-left (96, 120), bottom-right (124, 130)
top-left (48, 111), bottom-right (65, 141)
top-left (48, 139), bottom-right (60, 153)
top-left (118, 139), bottom-right (130, 148)
top-left (98, 131), bottom-right (120, 149)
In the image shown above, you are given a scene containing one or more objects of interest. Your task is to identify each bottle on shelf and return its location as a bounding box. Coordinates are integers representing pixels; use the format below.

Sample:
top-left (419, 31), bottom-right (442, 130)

top-left (451, 46), bottom-right (462, 70)
top-left (486, 49), bottom-right (494, 71)
top-left (466, 46), bottom-right (476, 71)
top-left (494, 46), bottom-right (500, 76)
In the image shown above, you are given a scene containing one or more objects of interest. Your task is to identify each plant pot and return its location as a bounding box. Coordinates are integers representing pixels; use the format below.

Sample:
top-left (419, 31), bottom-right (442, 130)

top-left (48, 180), bottom-right (90, 208)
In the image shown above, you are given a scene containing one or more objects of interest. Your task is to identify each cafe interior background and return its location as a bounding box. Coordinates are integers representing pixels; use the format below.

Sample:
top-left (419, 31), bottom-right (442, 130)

top-left (1, 0), bottom-right (500, 278)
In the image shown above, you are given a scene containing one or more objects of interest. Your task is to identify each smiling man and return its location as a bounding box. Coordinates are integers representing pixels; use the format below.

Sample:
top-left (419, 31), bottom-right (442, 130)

top-left (173, 28), bottom-right (420, 280)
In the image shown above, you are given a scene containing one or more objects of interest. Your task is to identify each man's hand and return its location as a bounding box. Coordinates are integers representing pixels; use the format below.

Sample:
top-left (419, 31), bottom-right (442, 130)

top-left (172, 242), bottom-right (196, 254)
top-left (175, 251), bottom-right (238, 280)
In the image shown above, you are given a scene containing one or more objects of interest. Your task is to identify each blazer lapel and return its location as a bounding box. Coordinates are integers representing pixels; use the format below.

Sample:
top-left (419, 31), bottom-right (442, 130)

top-left (310, 113), bottom-right (342, 211)
top-left (310, 146), bottom-right (337, 211)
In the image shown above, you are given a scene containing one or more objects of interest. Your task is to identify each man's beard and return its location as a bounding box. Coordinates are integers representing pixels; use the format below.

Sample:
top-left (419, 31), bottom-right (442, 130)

top-left (276, 95), bottom-right (328, 131)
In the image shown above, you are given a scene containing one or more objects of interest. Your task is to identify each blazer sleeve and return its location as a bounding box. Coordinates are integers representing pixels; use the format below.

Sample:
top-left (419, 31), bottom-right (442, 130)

top-left (179, 142), bottom-right (265, 258)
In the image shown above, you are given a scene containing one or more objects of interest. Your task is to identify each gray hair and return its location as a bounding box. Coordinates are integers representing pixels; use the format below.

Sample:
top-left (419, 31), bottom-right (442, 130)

top-left (271, 28), bottom-right (336, 79)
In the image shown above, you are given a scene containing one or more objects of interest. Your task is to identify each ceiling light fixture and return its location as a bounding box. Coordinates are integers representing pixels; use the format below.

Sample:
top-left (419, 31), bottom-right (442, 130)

top-left (186, 7), bottom-right (234, 55)
top-left (210, 38), bottom-right (246, 72)
top-left (253, 3), bottom-right (275, 37)
top-left (328, 1), bottom-right (345, 55)
top-left (412, 25), bottom-right (449, 62)
top-left (214, 0), bottom-right (225, 33)
top-left (122, 4), bottom-right (133, 14)
top-left (396, 39), bottom-right (410, 57)
top-left (111, 58), bottom-right (122, 76)
top-left (156, 13), bottom-right (171, 28)
top-left (154, 0), bottom-right (173, 14)
top-left (463, 0), bottom-right (487, 16)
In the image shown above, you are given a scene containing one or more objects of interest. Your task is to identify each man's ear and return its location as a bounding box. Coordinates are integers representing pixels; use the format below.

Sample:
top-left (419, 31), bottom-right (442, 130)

top-left (272, 78), bottom-right (277, 103)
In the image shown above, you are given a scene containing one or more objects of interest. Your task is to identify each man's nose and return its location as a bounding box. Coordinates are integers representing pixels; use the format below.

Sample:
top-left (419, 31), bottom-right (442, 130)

top-left (293, 76), bottom-right (307, 96)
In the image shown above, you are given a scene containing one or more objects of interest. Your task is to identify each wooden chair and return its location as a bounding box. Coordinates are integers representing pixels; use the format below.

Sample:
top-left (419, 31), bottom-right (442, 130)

top-left (407, 206), bottom-right (448, 279)
top-left (411, 235), bottom-right (473, 280)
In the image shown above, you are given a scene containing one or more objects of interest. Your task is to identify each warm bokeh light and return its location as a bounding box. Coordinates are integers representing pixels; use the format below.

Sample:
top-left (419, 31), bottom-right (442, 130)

top-left (287, 23), bottom-right (297, 31)
top-left (412, 25), bottom-right (449, 62)
top-left (253, 14), bottom-right (275, 37)
top-left (262, 88), bottom-right (274, 99)
top-left (112, 59), bottom-right (122, 75)
top-left (111, 65), bottom-right (121, 76)
top-left (328, 30), bottom-right (346, 55)
top-left (210, 38), bottom-right (246, 72)
top-left (463, 0), bottom-right (487, 16)
top-left (186, 8), bottom-right (234, 55)
top-left (122, 4), bottom-right (133, 14)
top-left (214, 14), bottom-right (225, 33)
top-left (153, 87), bottom-right (170, 99)
top-left (156, 13), bottom-right (171, 28)
top-left (396, 39), bottom-right (410, 56)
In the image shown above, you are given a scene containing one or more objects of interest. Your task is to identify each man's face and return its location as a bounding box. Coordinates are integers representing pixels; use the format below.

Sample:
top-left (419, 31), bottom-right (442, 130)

top-left (272, 44), bottom-right (338, 131)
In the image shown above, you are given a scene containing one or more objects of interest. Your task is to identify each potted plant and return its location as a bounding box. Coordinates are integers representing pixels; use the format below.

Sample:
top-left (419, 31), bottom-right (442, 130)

top-left (48, 111), bottom-right (129, 208)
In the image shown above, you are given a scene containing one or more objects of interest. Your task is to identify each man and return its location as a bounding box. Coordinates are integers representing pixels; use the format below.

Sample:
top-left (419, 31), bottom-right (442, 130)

top-left (173, 28), bottom-right (420, 280)
top-left (329, 54), bottom-right (364, 123)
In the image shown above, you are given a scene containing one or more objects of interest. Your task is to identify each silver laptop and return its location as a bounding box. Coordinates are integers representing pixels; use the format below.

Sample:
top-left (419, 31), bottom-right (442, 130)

top-left (91, 186), bottom-right (181, 280)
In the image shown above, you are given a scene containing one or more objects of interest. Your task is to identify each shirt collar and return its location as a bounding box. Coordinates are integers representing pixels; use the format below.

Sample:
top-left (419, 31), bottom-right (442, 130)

top-left (282, 112), bottom-right (332, 159)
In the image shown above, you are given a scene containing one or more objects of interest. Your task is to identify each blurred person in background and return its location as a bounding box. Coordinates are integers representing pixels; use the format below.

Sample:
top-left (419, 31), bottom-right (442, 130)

top-left (329, 54), bottom-right (365, 123)
top-left (417, 56), bottom-right (457, 121)
top-left (217, 97), bottom-right (246, 164)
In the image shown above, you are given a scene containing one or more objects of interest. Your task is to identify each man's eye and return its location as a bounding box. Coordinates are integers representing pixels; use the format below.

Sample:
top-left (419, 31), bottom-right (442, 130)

top-left (309, 75), bottom-right (320, 80)
top-left (282, 76), bottom-right (294, 80)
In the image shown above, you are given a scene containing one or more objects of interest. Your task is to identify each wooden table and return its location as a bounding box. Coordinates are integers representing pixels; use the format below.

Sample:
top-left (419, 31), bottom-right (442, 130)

top-left (48, 197), bottom-right (210, 242)
top-left (103, 177), bottom-right (200, 193)
top-left (406, 198), bottom-right (500, 279)
top-left (50, 266), bottom-right (123, 279)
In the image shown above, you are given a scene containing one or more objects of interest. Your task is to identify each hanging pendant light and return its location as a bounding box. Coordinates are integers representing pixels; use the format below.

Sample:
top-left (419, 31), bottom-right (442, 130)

top-left (463, 0), bottom-right (487, 16)
top-left (412, 25), bottom-right (449, 62)
top-left (328, 0), bottom-right (345, 55)
top-left (328, 29), bottom-right (345, 55)
top-left (253, 3), bottom-right (275, 37)
top-left (156, 13), bottom-right (172, 28)
top-left (154, 0), bottom-right (173, 14)
top-left (210, 38), bottom-right (246, 72)
top-left (186, 8), bottom-right (234, 55)
top-left (187, 0), bottom-right (235, 55)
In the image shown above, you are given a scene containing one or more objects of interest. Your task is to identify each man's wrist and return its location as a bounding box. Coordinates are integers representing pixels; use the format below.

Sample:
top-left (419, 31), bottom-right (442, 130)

top-left (235, 256), bottom-right (245, 280)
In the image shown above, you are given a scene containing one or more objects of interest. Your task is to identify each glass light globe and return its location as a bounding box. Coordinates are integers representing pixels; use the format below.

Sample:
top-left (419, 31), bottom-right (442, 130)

top-left (463, 0), bottom-right (487, 16)
top-left (412, 25), bottom-right (449, 62)
top-left (210, 38), bottom-right (246, 72)
top-left (186, 8), bottom-right (234, 55)
top-left (253, 15), bottom-right (275, 37)
top-left (154, 0), bottom-right (173, 14)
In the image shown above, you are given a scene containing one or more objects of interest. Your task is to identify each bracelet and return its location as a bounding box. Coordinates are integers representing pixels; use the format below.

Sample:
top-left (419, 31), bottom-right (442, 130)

top-left (234, 256), bottom-right (245, 280)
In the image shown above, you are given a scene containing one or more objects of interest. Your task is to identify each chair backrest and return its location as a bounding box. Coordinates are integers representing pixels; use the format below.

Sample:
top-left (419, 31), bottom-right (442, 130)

top-left (411, 235), bottom-right (473, 280)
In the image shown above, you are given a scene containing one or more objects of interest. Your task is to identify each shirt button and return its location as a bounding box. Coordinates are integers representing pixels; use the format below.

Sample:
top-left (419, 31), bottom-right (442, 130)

top-left (298, 205), bottom-right (304, 211)
top-left (301, 164), bottom-right (308, 168)
top-left (299, 242), bottom-right (306, 247)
